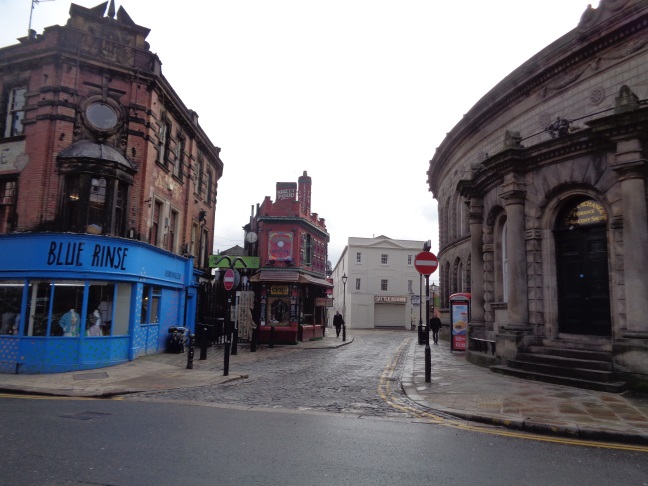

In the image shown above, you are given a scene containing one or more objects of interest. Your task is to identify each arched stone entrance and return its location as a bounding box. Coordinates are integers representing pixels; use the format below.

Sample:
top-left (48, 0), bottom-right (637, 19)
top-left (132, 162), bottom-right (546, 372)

top-left (554, 198), bottom-right (611, 336)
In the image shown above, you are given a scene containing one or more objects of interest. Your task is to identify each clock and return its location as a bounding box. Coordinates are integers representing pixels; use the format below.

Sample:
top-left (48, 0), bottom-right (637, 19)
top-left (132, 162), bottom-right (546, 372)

top-left (246, 232), bottom-right (258, 243)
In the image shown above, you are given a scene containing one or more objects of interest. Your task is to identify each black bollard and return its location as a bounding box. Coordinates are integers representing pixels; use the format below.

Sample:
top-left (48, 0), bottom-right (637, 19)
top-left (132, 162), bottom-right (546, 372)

top-left (269, 324), bottom-right (275, 348)
top-left (199, 324), bottom-right (208, 360)
top-left (342, 323), bottom-right (346, 342)
top-left (223, 340), bottom-right (230, 376)
top-left (186, 333), bottom-right (195, 369)
top-left (425, 343), bottom-right (431, 382)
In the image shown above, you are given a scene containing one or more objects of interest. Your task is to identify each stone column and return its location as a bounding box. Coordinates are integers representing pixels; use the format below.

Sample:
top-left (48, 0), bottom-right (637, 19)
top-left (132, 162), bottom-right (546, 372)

top-left (468, 197), bottom-right (485, 326)
top-left (501, 185), bottom-right (529, 330)
top-left (611, 139), bottom-right (648, 337)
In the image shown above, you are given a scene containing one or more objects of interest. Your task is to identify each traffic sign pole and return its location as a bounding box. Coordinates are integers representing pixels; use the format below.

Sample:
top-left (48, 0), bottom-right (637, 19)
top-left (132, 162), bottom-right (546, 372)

top-left (414, 251), bottom-right (438, 383)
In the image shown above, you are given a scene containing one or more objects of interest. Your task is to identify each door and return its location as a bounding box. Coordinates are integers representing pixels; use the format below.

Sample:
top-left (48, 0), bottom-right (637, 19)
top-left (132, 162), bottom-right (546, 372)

top-left (556, 225), bottom-right (611, 336)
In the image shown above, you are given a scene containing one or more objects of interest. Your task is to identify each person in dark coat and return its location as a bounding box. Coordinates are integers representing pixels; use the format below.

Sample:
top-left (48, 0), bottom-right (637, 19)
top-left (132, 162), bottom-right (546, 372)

top-left (430, 316), bottom-right (442, 344)
top-left (333, 311), bottom-right (344, 338)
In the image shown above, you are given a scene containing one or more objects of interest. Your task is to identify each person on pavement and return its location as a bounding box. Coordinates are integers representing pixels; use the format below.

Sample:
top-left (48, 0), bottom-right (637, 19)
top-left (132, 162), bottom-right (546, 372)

top-left (430, 315), bottom-right (442, 344)
top-left (333, 311), bottom-right (344, 338)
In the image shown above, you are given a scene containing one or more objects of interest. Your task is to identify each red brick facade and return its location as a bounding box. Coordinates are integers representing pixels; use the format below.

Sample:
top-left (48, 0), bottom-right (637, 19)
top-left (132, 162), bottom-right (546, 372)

top-left (0, 2), bottom-right (222, 270)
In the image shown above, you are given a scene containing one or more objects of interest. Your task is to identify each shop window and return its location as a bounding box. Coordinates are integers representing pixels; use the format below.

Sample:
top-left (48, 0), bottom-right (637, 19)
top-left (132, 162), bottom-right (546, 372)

top-left (141, 285), bottom-right (161, 324)
top-left (0, 280), bottom-right (24, 335)
top-left (87, 282), bottom-right (115, 336)
top-left (4, 87), bottom-right (26, 138)
top-left (113, 283), bottom-right (131, 335)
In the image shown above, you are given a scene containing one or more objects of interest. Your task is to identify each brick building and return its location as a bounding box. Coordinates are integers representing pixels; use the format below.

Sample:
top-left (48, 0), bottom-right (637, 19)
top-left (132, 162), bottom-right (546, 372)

top-left (0, 1), bottom-right (223, 373)
top-left (247, 171), bottom-right (332, 344)
top-left (427, 0), bottom-right (648, 391)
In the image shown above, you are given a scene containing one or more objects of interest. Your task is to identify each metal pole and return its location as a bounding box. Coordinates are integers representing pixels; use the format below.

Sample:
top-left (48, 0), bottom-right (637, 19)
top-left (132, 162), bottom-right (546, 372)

top-left (186, 333), bottom-right (195, 370)
top-left (418, 274), bottom-right (423, 344)
top-left (342, 280), bottom-right (347, 342)
top-left (223, 297), bottom-right (231, 376)
top-left (425, 275), bottom-right (431, 383)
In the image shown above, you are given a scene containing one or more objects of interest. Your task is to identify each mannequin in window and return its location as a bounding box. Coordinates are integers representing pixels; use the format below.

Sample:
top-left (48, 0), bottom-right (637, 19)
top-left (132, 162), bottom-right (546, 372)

top-left (98, 297), bottom-right (113, 336)
top-left (59, 308), bottom-right (79, 337)
top-left (87, 309), bottom-right (102, 336)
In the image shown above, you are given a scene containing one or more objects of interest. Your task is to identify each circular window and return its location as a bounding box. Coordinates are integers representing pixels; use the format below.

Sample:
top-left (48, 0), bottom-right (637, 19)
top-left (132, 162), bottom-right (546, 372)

top-left (85, 102), bottom-right (118, 130)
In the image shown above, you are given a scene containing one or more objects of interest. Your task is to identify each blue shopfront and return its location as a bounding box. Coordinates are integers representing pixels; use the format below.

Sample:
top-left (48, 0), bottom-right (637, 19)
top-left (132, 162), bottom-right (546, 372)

top-left (0, 233), bottom-right (198, 374)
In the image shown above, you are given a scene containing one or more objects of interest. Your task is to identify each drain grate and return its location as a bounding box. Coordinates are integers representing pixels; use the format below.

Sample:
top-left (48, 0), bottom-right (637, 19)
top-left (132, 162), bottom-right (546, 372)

top-left (60, 411), bottom-right (112, 421)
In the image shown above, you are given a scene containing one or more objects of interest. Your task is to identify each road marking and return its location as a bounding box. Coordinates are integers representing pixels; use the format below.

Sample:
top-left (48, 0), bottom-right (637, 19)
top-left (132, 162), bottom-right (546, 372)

top-left (378, 338), bottom-right (648, 453)
top-left (0, 393), bottom-right (123, 401)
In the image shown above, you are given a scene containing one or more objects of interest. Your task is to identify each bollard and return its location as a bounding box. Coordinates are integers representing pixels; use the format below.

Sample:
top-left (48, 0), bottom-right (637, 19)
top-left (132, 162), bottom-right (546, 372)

top-left (418, 322), bottom-right (423, 345)
top-left (343, 323), bottom-right (346, 342)
top-left (223, 339), bottom-right (230, 376)
top-left (199, 324), bottom-right (208, 360)
top-left (186, 333), bottom-right (195, 369)
top-left (269, 325), bottom-right (275, 348)
top-left (425, 343), bottom-right (431, 382)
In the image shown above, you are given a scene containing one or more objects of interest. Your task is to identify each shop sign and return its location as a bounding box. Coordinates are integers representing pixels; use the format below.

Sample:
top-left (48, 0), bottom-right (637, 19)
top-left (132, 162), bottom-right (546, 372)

top-left (374, 295), bottom-right (407, 304)
top-left (316, 298), bottom-right (333, 307)
top-left (270, 285), bottom-right (289, 296)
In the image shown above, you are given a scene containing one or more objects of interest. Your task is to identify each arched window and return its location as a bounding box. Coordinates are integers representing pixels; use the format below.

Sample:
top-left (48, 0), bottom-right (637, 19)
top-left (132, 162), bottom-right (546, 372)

top-left (493, 215), bottom-right (508, 303)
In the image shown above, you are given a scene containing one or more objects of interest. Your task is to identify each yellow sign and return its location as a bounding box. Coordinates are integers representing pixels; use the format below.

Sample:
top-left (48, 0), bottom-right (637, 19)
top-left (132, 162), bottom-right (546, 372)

top-left (270, 285), bottom-right (289, 296)
top-left (563, 200), bottom-right (607, 227)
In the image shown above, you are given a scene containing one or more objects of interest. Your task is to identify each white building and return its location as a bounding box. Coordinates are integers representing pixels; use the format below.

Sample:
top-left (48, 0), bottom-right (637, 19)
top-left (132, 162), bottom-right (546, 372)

top-left (331, 236), bottom-right (428, 329)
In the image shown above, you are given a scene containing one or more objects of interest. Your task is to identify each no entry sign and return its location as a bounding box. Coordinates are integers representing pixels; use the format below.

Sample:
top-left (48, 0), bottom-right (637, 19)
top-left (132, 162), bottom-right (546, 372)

top-left (414, 251), bottom-right (438, 276)
top-left (223, 268), bottom-right (235, 291)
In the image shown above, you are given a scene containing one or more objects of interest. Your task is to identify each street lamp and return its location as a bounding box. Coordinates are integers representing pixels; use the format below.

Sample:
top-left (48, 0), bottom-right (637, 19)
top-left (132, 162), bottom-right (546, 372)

top-left (430, 282), bottom-right (438, 319)
top-left (341, 273), bottom-right (348, 342)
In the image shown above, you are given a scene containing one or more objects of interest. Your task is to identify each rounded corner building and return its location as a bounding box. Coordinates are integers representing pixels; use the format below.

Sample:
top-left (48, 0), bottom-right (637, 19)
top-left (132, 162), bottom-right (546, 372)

top-left (427, 0), bottom-right (648, 392)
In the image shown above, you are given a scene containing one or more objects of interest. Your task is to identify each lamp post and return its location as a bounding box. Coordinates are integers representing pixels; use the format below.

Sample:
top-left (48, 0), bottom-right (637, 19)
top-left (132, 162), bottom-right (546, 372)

top-left (430, 282), bottom-right (438, 319)
top-left (341, 273), bottom-right (348, 342)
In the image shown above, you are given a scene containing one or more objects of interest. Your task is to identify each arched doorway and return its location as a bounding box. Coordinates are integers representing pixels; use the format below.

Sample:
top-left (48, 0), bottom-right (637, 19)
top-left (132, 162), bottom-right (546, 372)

top-left (554, 198), bottom-right (611, 336)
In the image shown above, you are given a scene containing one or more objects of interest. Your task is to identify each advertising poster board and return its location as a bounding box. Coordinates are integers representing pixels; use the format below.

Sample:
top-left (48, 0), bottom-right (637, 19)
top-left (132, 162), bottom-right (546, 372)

top-left (450, 293), bottom-right (470, 351)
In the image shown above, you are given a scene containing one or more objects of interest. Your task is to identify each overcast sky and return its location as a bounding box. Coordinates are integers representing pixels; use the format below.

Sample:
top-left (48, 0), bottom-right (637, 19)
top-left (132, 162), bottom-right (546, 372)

top-left (1, 0), bottom-right (594, 266)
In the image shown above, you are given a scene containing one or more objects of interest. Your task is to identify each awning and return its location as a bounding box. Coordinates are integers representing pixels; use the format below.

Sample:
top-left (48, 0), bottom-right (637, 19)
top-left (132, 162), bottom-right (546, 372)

top-left (249, 271), bottom-right (332, 287)
top-left (298, 274), bottom-right (333, 287)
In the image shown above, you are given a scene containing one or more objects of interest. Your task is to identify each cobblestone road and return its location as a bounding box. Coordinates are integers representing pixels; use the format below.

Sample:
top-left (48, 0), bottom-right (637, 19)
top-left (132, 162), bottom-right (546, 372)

top-left (126, 330), bottom-right (423, 418)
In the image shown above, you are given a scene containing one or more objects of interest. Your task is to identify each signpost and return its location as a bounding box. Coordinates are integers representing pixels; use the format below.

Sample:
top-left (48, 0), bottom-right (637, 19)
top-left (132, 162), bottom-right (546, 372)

top-left (223, 269), bottom-right (235, 291)
top-left (415, 250), bottom-right (438, 383)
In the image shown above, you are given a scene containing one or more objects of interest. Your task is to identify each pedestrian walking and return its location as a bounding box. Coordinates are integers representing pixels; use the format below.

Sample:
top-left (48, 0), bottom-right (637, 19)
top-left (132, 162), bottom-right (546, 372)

top-left (430, 316), bottom-right (442, 344)
top-left (333, 311), bottom-right (344, 338)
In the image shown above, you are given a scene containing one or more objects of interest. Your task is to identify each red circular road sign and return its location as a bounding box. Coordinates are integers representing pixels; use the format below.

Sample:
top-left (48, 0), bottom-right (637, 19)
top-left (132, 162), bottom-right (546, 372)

top-left (414, 251), bottom-right (438, 276)
top-left (223, 268), bottom-right (235, 291)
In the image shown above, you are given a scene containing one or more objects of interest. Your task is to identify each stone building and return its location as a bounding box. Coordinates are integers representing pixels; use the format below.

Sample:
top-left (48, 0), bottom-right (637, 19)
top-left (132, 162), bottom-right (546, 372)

top-left (427, 0), bottom-right (648, 391)
top-left (0, 1), bottom-right (223, 373)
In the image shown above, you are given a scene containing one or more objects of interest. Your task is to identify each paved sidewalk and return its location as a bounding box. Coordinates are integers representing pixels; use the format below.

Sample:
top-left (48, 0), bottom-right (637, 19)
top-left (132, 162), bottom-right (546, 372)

top-left (401, 338), bottom-right (648, 445)
top-left (0, 335), bottom-right (353, 397)
top-left (1, 331), bottom-right (647, 445)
